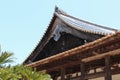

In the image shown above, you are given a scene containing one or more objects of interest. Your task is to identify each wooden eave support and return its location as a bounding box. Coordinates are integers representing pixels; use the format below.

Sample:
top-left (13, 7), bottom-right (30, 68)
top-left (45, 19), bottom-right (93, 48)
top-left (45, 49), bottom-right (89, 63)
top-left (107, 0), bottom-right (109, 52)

top-left (46, 48), bottom-right (120, 72)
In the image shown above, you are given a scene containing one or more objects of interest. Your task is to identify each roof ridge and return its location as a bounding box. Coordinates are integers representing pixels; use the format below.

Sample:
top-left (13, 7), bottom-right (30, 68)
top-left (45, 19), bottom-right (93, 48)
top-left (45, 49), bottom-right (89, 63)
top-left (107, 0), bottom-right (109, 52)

top-left (55, 7), bottom-right (117, 32)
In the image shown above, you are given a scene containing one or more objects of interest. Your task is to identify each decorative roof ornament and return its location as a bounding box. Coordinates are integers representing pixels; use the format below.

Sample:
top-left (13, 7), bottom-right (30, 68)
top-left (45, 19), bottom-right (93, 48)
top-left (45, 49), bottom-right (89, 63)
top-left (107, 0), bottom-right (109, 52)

top-left (55, 6), bottom-right (67, 15)
top-left (55, 6), bottom-right (61, 14)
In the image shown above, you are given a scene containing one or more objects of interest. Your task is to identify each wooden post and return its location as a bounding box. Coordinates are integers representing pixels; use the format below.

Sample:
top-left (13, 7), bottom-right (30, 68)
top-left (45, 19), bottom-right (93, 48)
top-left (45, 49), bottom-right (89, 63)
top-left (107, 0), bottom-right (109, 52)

top-left (66, 74), bottom-right (71, 80)
top-left (52, 76), bottom-right (57, 80)
top-left (94, 68), bottom-right (97, 73)
top-left (81, 62), bottom-right (85, 80)
top-left (105, 56), bottom-right (112, 80)
top-left (61, 67), bottom-right (65, 80)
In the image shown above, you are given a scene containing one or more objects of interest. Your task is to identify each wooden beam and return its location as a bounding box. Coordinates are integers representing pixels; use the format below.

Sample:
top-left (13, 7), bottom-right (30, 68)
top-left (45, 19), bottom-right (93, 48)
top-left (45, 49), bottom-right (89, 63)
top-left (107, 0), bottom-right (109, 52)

top-left (105, 57), bottom-right (112, 80)
top-left (92, 51), bottom-right (99, 55)
top-left (82, 48), bottom-right (120, 63)
top-left (46, 60), bottom-right (81, 72)
top-left (47, 48), bottom-right (120, 72)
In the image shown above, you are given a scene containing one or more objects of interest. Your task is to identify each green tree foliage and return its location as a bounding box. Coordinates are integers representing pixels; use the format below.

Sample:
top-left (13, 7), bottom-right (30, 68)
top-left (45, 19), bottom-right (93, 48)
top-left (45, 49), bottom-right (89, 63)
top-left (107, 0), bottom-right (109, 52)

top-left (0, 52), bottom-right (51, 80)
top-left (0, 52), bottom-right (14, 67)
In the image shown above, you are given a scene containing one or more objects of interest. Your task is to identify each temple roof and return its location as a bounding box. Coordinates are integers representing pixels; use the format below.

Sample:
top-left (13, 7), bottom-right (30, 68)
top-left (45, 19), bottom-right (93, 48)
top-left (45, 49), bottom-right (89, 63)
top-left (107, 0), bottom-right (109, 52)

top-left (23, 7), bottom-right (118, 64)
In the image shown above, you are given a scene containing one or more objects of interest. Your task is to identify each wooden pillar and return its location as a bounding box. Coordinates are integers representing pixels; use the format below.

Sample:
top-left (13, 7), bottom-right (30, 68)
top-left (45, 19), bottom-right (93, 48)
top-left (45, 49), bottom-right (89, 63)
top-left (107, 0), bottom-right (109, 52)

top-left (50, 73), bottom-right (57, 80)
top-left (105, 56), bottom-right (112, 80)
top-left (61, 67), bottom-right (65, 80)
top-left (94, 68), bottom-right (97, 73)
top-left (81, 62), bottom-right (85, 80)
top-left (66, 74), bottom-right (71, 80)
top-left (52, 76), bottom-right (57, 80)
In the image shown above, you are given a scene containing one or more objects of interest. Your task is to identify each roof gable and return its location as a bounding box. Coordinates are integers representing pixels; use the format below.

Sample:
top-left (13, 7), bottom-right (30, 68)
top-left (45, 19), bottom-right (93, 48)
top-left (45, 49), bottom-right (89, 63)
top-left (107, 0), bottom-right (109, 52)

top-left (23, 7), bottom-right (117, 64)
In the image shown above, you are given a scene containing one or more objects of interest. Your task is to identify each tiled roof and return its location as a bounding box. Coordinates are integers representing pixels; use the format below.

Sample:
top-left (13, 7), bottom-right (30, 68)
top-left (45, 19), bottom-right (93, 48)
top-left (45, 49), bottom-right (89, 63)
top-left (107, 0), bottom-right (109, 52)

top-left (55, 9), bottom-right (117, 35)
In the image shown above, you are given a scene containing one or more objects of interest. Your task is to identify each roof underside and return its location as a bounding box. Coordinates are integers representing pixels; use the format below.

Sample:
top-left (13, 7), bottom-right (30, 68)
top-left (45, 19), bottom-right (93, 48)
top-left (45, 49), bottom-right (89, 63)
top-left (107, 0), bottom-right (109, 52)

top-left (27, 32), bottom-right (120, 68)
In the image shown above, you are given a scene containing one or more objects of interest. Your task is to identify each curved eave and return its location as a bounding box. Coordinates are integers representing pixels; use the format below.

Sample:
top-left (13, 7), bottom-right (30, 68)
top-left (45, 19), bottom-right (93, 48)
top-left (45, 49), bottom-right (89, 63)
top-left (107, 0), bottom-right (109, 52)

top-left (27, 32), bottom-right (120, 68)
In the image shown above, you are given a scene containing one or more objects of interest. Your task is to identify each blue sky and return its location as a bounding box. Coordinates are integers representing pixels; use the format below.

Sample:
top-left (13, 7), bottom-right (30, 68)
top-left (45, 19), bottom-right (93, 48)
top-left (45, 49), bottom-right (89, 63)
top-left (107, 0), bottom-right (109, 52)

top-left (0, 0), bottom-right (120, 64)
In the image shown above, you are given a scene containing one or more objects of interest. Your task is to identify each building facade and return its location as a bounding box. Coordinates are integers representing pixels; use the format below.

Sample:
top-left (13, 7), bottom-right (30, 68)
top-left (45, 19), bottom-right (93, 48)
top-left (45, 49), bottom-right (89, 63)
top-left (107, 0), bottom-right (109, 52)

top-left (24, 7), bottom-right (120, 80)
